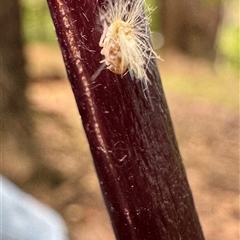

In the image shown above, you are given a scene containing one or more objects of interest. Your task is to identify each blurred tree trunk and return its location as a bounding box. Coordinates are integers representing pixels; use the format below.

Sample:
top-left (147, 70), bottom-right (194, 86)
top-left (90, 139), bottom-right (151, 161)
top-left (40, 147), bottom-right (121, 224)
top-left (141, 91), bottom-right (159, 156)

top-left (161, 0), bottom-right (223, 60)
top-left (1, 0), bottom-right (33, 149)
top-left (1, 0), bottom-right (61, 186)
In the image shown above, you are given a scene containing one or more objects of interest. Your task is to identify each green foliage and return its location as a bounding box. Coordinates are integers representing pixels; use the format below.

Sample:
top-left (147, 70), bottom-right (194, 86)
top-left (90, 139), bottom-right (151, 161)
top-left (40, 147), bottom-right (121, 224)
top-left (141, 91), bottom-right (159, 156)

top-left (21, 0), bottom-right (238, 75)
top-left (146, 0), bottom-right (161, 32)
top-left (21, 0), bottom-right (57, 43)
top-left (216, 1), bottom-right (239, 72)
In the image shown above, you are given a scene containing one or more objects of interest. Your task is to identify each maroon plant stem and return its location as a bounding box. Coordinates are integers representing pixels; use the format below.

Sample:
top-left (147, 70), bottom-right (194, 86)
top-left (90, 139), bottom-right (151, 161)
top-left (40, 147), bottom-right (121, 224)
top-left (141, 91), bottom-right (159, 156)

top-left (46, 0), bottom-right (204, 239)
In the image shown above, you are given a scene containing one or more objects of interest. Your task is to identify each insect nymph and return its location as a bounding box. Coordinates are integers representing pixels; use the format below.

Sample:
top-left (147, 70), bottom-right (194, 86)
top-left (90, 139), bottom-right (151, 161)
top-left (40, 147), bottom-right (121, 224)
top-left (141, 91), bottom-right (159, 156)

top-left (99, 20), bottom-right (131, 75)
top-left (97, 0), bottom-right (160, 88)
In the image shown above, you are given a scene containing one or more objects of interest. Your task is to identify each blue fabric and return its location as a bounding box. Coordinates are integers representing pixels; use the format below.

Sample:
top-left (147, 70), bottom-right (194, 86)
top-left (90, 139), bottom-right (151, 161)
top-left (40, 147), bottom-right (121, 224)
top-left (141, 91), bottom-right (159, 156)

top-left (0, 175), bottom-right (69, 240)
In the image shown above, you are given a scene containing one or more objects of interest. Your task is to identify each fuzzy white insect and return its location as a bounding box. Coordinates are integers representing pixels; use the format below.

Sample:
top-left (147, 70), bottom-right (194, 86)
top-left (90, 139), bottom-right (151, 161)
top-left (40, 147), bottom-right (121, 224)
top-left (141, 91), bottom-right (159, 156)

top-left (95, 0), bottom-right (160, 89)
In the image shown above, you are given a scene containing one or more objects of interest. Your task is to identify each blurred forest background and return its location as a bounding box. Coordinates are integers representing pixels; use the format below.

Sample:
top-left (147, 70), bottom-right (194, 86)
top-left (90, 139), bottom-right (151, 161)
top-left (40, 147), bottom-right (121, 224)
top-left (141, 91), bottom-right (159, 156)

top-left (1, 0), bottom-right (239, 240)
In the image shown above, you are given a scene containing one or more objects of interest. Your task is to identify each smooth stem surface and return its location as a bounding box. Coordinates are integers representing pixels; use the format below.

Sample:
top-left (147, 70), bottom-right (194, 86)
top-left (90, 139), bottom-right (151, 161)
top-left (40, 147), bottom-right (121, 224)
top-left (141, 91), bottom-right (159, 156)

top-left (46, 0), bottom-right (204, 239)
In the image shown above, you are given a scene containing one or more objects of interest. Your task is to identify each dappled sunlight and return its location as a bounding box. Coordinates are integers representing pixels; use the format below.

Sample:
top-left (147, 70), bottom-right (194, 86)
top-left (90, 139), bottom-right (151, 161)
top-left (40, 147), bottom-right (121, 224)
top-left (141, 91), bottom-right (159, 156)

top-left (2, 0), bottom-right (238, 239)
top-left (12, 43), bottom-right (238, 240)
